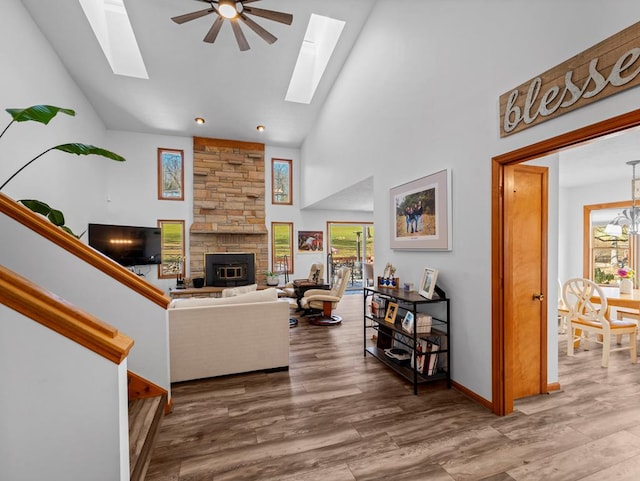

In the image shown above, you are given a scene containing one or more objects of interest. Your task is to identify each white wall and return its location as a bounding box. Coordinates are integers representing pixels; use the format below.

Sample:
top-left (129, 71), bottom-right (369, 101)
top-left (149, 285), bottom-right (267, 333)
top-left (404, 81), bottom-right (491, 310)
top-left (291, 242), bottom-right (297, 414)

top-left (301, 0), bottom-right (640, 401)
top-left (0, 214), bottom-right (171, 392)
top-left (102, 130), bottom-right (193, 293)
top-left (0, 306), bottom-right (129, 481)
top-left (0, 0), bottom-right (110, 236)
top-left (265, 145), bottom-right (373, 282)
top-left (559, 177), bottom-right (629, 282)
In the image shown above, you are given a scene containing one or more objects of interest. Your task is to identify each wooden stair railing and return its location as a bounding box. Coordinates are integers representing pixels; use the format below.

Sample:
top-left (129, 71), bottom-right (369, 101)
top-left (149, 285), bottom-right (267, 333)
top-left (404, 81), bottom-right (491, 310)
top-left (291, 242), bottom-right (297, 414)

top-left (0, 264), bottom-right (133, 364)
top-left (0, 192), bottom-right (170, 309)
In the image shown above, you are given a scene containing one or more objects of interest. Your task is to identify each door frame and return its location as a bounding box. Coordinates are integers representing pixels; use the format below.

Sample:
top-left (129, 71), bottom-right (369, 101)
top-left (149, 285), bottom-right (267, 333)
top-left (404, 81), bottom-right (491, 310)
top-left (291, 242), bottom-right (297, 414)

top-left (491, 108), bottom-right (640, 416)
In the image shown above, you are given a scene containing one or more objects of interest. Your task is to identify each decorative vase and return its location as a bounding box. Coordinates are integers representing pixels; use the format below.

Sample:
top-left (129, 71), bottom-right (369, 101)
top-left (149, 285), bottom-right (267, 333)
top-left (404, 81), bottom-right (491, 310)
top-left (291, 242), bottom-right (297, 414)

top-left (620, 278), bottom-right (633, 294)
top-left (266, 275), bottom-right (279, 286)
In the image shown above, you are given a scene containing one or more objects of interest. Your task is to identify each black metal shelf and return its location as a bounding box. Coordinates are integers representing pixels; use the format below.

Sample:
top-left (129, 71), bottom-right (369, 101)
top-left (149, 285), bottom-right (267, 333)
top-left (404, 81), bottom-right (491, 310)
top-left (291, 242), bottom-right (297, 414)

top-left (364, 286), bottom-right (451, 394)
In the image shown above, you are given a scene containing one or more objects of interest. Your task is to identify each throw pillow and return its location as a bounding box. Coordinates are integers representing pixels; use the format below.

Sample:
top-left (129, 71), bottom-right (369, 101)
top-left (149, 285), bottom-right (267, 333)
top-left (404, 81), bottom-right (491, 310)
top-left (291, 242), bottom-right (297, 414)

top-left (221, 283), bottom-right (258, 298)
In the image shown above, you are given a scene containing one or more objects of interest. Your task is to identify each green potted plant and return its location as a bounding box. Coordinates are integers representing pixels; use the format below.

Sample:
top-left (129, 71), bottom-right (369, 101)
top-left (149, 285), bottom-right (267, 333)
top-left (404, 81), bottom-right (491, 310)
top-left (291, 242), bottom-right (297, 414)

top-left (0, 104), bottom-right (125, 237)
top-left (265, 270), bottom-right (279, 286)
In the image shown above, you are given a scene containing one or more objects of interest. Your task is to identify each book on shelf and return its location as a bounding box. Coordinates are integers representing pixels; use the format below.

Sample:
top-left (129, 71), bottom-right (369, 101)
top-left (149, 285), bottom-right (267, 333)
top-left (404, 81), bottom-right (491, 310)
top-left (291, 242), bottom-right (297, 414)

top-left (426, 341), bottom-right (439, 376)
top-left (412, 339), bottom-right (439, 375)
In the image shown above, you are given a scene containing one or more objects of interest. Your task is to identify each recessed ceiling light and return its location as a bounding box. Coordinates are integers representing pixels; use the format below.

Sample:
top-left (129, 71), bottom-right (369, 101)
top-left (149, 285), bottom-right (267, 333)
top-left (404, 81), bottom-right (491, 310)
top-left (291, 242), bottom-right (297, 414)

top-left (256, 125), bottom-right (265, 132)
top-left (195, 117), bottom-right (206, 124)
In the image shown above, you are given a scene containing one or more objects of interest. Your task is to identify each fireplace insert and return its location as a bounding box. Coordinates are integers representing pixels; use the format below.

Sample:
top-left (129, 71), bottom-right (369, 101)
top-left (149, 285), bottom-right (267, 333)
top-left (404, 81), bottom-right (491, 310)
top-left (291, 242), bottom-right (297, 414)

top-left (205, 252), bottom-right (256, 287)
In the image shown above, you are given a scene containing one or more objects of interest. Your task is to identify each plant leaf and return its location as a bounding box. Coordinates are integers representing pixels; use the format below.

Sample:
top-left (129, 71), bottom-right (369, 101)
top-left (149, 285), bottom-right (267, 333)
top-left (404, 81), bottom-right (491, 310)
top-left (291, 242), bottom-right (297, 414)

top-left (18, 199), bottom-right (65, 225)
top-left (6, 105), bottom-right (75, 124)
top-left (46, 208), bottom-right (65, 226)
top-left (54, 143), bottom-right (126, 162)
top-left (19, 199), bottom-right (79, 236)
top-left (60, 225), bottom-right (79, 237)
top-left (18, 199), bottom-right (52, 216)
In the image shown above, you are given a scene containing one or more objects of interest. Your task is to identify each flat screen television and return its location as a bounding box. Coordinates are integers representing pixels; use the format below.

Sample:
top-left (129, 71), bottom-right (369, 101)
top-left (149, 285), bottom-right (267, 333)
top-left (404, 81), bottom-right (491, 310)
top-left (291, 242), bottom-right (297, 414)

top-left (88, 223), bottom-right (161, 267)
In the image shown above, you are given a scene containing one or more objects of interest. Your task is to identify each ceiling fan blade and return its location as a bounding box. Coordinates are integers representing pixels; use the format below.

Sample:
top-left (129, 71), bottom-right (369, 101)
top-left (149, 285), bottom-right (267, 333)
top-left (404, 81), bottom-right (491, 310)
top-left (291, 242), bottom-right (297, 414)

top-left (243, 6), bottom-right (293, 25)
top-left (231, 20), bottom-right (250, 51)
top-left (171, 8), bottom-right (215, 25)
top-left (239, 13), bottom-right (277, 44)
top-left (203, 16), bottom-right (225, 43)
top-left (241, 0), bottom-right (262, 3)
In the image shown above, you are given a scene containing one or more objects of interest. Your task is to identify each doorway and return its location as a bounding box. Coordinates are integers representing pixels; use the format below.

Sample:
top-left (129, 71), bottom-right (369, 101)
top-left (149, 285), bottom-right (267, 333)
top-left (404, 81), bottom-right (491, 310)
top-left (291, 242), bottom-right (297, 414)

top-left (326, 221), bottom-right (374, 290)
top-left (492, 109), bottom-right (640, 416)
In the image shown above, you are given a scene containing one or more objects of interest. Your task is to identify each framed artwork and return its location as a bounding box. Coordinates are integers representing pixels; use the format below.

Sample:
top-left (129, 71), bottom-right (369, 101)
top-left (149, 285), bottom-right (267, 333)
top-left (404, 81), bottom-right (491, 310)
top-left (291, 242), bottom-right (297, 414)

top-left (384, 302), bottom-right (398, 324)
top-left (158, 148), bottom-right (184, 201)
top-left (401, 311), bottom-right (415, 333)
top-left (419, 267), bottom-right (439, 299)
top-left (390, 168), bottom-right (451, 250)
top-left (298, 230), bottom-right (323, 252)
top-left (157, 220), bottom-right (185, 279)
top-left (271, 222), bottom-right (294, 274)
top-left (272, 158), bottom-right (292, 205)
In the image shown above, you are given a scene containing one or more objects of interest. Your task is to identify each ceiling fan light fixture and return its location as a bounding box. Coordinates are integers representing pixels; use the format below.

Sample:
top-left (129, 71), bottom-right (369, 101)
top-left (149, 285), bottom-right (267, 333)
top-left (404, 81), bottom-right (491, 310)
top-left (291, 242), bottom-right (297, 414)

top-left (218, 0), bottom-right (238, 19)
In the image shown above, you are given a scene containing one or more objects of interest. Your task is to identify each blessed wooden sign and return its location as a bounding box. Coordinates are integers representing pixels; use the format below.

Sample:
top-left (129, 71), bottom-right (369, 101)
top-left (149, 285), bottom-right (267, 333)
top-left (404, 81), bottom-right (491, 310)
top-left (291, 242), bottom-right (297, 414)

top-left (499, 20), bottom-right (640, 137)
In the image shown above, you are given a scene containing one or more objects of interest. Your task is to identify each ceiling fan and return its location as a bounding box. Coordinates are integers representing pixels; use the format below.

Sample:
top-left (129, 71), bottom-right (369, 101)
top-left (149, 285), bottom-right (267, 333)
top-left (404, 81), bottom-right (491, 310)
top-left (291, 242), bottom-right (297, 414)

top-left (171, 0), bottom-right (293, 51)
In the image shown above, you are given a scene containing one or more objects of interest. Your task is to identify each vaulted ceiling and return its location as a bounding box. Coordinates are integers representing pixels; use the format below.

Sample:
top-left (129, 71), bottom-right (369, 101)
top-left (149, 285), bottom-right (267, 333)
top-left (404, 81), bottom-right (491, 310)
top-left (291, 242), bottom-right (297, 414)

top-left (19, 0), bottom-right (640, 195)
top-left (20, 0), bottom-right (375, 148)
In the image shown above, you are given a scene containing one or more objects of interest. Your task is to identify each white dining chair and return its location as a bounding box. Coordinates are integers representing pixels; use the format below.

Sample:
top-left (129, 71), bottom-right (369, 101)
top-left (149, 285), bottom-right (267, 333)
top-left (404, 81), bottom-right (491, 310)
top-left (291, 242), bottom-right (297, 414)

top-left (563, 278), bottom-right (638, 367)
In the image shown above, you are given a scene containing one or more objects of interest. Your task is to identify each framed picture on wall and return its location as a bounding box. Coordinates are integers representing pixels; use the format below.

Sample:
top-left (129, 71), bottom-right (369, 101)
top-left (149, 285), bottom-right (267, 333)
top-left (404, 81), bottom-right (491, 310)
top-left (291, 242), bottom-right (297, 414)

top-left (297, 230), bottom-right (323, 252)
top-left (158, 148), bottom-right (184, 201)
top-left (272, 158), bottom-right (292, 205)
top-left (390, 168), bottom-right (452, 250)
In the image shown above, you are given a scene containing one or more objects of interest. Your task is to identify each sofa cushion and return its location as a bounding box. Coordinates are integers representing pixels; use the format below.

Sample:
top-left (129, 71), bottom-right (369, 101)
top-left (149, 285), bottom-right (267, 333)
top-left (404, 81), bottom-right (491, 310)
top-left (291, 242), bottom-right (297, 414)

top-left (221, 283), bottom-right (258, 298)
top-left (170, 287), bottom-right (278, 308)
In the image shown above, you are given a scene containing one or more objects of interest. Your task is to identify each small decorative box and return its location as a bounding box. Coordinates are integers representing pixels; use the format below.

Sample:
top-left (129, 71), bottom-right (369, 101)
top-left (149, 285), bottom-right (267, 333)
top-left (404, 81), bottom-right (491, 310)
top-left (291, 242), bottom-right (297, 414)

top-left (416, 314), bottom-right (432, 333)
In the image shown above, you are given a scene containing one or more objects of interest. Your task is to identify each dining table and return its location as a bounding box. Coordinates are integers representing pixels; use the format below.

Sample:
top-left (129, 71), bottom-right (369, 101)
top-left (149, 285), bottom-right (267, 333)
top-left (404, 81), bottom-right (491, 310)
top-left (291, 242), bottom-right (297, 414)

top-left (593, 286), bottom-right (640, 312)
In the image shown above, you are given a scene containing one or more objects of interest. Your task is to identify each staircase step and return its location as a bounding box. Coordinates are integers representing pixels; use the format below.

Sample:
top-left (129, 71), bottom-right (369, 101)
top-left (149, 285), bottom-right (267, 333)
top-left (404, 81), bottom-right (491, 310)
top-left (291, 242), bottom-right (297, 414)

top-left (129, 393), bottom-right (166, 481)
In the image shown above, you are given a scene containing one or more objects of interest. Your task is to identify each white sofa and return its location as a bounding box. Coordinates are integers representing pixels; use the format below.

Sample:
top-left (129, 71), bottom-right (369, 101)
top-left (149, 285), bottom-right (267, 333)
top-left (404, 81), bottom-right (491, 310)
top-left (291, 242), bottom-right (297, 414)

top-left (168, 287), bottom-right (290, 382)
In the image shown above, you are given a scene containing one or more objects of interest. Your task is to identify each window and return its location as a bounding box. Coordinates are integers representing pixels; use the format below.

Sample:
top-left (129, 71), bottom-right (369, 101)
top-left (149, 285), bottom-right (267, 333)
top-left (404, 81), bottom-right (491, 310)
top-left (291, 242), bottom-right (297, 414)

top-left (158, 220), bottom-right (185, 279)
top-left (158, 148), bottom-right (184, 200)
top-left (271, 158), bottom-right (292, 205)
top-left (271, 222), bottom-right (294, 274)
top-left (584, 202), bottom-right (632, 284)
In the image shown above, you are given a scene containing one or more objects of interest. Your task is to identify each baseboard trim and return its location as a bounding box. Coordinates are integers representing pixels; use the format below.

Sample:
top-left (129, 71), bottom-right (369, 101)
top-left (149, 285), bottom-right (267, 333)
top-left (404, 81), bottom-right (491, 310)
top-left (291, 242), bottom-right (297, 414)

top-left (547, 382), bottom-right (561, 392)
top-left (452, 380), bottom-right (493, 412)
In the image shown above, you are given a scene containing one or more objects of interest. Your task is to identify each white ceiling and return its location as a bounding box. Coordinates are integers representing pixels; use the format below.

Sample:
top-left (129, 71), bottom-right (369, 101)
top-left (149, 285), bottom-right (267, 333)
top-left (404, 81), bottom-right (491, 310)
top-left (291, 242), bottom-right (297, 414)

top-left (20, 0), bottom-right (375, 148)
top-left (558, 125), bottom-right (640, 189)
top-left (18, 0), bottom-right (640, 211)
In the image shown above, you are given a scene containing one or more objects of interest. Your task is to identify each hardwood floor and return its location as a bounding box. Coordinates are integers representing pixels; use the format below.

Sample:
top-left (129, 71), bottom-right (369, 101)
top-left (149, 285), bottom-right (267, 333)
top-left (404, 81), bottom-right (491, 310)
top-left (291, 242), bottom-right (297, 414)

top-left (146, 295), bottom-right (640, 480)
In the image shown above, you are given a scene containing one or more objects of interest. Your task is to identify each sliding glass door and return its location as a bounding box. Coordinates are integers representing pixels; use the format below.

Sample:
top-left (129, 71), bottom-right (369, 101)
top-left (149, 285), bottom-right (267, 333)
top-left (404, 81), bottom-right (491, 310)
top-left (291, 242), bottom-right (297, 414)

top-left (326, 222), bottom-right (374, 290)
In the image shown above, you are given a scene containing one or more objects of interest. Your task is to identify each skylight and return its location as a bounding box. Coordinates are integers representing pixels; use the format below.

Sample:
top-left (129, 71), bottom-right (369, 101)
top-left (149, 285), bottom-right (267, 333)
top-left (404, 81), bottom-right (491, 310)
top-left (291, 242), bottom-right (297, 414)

top-left (285, 14), bottom-right (345, 104)
top-left (78, 0), bottom-right (148, 79)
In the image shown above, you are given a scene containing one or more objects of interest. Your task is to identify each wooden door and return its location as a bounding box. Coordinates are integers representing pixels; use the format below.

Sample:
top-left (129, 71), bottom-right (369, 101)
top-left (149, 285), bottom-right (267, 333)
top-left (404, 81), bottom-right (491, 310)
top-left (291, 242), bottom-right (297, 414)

top-left (504, 164), bottom-right (548, 400)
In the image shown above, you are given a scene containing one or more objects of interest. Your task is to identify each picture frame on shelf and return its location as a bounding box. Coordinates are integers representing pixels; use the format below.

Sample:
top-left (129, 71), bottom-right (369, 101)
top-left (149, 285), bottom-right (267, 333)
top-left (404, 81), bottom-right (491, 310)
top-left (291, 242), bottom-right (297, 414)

top-left (389, 168), bottom-right (452, 250)
top-left (401, 311), bottom-right (415, 333)
top-left (419, 267), bottom-right (439, 299)
top-left (384, 302), bottom-right (398, 324)
top-left (371, 299), bottom-right (380, 317)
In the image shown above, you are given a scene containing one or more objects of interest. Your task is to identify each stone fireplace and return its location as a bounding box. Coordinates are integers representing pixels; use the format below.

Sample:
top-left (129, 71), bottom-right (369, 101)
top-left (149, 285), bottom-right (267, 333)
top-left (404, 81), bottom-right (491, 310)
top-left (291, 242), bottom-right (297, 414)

top-left (189, 137), bottom-right (269, 284)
